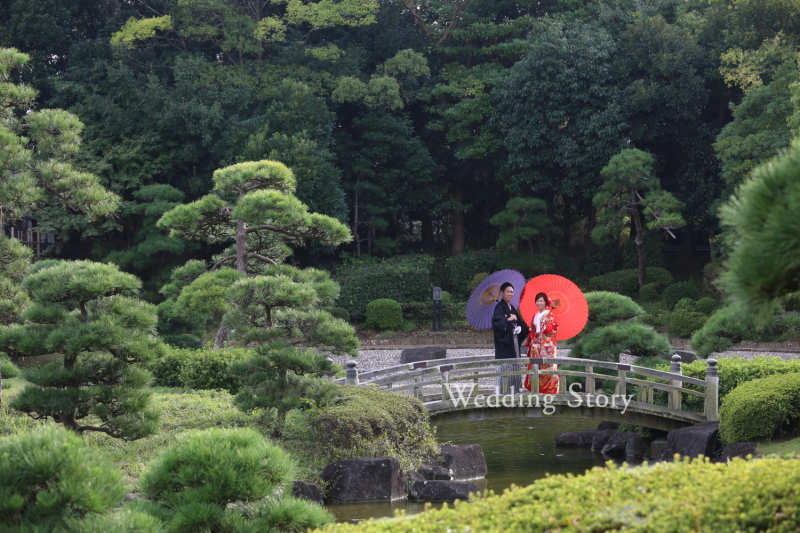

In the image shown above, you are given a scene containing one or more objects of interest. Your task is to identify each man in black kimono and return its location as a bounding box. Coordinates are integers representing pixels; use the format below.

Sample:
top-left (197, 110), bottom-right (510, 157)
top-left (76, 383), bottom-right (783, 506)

top-left (492, 282), bottom-right (528, 394)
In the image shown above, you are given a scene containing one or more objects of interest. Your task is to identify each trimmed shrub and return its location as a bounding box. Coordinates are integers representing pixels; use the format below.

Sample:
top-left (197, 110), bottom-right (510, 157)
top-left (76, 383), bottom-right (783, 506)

top-left (468, 272), bottom-right (489, 293)
top-left (689, 305), bottom-right (798, 358)
top-left (584, 291), bottom-right (645, 330)
top-left (1, 358), bottom-right (20, 378)
top-left (443, 249), bottom-right (504, 299)
top-left (334, 255), bottom-right (433, 322)
top-left (638, 283), bottom-right (660, 302)
top-left (311, 386), bottom-right (439, 471)
top-left (322, 306), bottom-right (351, 323)
top-left (695, 296), bottom-right (719, 316)
top-left (0, 428), bottom-right (127, 531)
top-left (673, 297), bottom-right (696, 312)
top-left (317, 456), bottom-right (800, 533)
top-left (149, 347), bottom-right (253, 392)
top-left (140, 427), bottom-right (332, 533)
top-left (662, 281), bottom-right (697, 309)
top-left (669, 311), bottom-right (708, 338)
top-left (569, 322), bottom-right (671, 361)
top-left (719, 372), bottom-right (800, 442)
top-left (402, 301), bottom-right (464, 325)
top-left (681, 356), bottom-right (800, 403)
top-left (365, 299), bottom-right (404, 330)
top-left (586, 268), bottom-right (673, 296)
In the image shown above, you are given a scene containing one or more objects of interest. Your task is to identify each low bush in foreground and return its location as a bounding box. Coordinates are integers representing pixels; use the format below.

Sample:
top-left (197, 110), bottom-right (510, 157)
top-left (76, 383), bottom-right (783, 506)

top-left (719, 372), bottom-right (800, 443)
top-left (318, 457), bottom-right (800, 533)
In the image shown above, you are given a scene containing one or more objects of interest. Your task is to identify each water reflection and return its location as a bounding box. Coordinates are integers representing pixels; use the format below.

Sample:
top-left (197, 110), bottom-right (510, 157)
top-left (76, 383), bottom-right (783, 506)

top-left (327, 417), bottom-right (644, 523)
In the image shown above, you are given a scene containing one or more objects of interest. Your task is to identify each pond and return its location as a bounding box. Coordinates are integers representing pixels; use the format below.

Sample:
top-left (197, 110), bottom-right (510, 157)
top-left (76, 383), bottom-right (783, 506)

top-left (326, 417), bottom-right (644, 523)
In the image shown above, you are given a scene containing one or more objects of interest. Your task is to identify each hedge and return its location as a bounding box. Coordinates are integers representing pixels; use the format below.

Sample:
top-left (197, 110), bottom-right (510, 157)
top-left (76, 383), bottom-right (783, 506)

top-left (317, 457), bottom-right (800, 533)
top-left (586, 267), bottom-right (672, 296)
top-left (695, 296), bottom-right (719, 315)
top-left (443, 249), bottom-right (504, 300)
top-left (719, 372), bottom-right (800, 442)
top-left (638, 282), bottom-right (660, 302)
top-left (681, 356), bottom-right (800, 403)
top-left (662, 281), bottom-right (697, 309)
top-left (310, 386), bottom-right (439, 471)
top-left (669, 311), bottom-right (708, 338)
top-left (334, 255), bottom-right (433, 322)
top-left (690, 305), bottom-right (800, 358)
top-left (366, 299), bottom-right (404, 330)
top-left (149, 346), bottom-right (254, 392)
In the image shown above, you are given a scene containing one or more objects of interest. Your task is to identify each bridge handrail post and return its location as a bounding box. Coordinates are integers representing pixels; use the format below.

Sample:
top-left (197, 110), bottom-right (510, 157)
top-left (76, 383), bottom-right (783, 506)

top-left (345, 361), bottom-right (359, 386)
top-left (616, 365), bottom-right (628, 398)
top-left (585, 365), bottom-right (595, 395)
top-left (704, 358), bottom-right (719, 421)
top-left (669, 354), bottom-right (683, 410)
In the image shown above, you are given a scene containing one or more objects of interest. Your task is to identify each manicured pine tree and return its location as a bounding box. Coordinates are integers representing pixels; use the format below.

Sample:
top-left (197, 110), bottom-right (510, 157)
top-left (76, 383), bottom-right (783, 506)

top-left (0, 261), bottom-right (164, 439)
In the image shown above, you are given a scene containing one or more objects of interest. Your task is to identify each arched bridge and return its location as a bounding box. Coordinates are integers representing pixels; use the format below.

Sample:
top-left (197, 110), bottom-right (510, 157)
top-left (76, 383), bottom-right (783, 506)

top-left (336, 355), bottom-right (719, 432)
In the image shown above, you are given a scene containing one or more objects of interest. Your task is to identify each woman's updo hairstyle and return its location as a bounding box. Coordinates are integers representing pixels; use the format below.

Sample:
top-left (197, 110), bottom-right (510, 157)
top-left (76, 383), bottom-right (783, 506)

top-left (534, 291), bottom-right (551, 308)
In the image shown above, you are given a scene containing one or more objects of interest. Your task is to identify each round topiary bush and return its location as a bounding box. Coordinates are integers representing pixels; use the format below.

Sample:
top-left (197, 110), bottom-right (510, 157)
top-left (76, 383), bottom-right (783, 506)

top-left (662, 282), bottom-right (697, 309)
top-left (719, 372), bottom-right (800, 442)
top-left (695, 297), bottom-right (719, 316)
top-left (674, 297), bottom-right (697, 313)
top-left (584, 291), bottom-right (646, 329)
top-left (669, 311), bottom-right (708, 338)
top-left (365, 299), bottom-right (404, 330)
top-left (638, 283), bottom-right (660, 303)
top-left (569, 322), bottom-right (671, 361)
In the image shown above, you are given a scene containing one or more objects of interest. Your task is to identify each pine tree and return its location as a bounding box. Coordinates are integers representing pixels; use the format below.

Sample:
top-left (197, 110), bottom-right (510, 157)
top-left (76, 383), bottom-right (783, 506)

top-left (0, 261), bottom-right (164, 439)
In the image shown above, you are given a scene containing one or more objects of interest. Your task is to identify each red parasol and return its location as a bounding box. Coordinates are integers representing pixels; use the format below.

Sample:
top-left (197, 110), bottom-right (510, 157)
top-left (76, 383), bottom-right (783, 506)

top-left (519, 275), bottom-right (588, 340)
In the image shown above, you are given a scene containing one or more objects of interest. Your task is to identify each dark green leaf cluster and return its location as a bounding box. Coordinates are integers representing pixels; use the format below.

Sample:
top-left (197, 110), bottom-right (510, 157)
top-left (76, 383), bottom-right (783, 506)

top-left (443, 250), bottom-right (504, 300)
top-left (662, 281), bottom-right (699, 309)
top-left (669, 311), bottom-right (709, 338)
top-left (365, 298), bottom-right (404, 330)
top-left (148, 346), bottom-right (255, 393)
top-left (586, 267), bottom-right (673, 297)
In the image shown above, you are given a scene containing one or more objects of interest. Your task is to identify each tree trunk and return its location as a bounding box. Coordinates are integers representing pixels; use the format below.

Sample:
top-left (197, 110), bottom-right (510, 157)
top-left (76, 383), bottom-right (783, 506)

top-left (214, 320), bottom-right (227, 348)
top-left (682, 225), bottom-right (694, 272)
top-left (353, 183), bottom-right (361, 258)
top-left (421, 213), bottom-right (434, 251)
top-left (632, 191), bottom-right (647, 287)
top-left (561, 195), bottom-right (572, 248)
top-left (709, 229), bottom-right (716, 259)
top-left (235, 218), bottom-right (247, 273)
top-left (451, 181), bottom-right (465, 255)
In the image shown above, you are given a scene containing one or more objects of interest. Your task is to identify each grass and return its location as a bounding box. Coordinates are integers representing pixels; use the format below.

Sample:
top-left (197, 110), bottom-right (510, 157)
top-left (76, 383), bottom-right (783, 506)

top-left (756, 436), bottom-right (800, 456)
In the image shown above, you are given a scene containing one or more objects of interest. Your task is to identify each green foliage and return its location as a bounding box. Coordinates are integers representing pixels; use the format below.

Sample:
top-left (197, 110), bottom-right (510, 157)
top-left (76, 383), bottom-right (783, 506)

top-left (682, 356), bottom-right (800, 404)
top-left (319, 456), bottom-right (800, 533)
top-left (497, 251), bottom-right (556, 279)
top-left (139, 427), bottom-right (332, 533)
top-left (638, 283), bottom-right (660, 303)
top-left (0, 48), bottom-right (119, 222)
top-left (489, 197), bottom-right (552, 252)
top-left (322, 306), bottom-right (351, 323)
top-left (718, 139), bottom-right (800, 316)
top-left (149, 346), bottom-right (253, 393)
top-left (231, 343), bottom-right (339, 437)
top-left (443, 250), bottom-right (504, 300)
top-left (0, 427), bottom-right (127, 531)
top-left (695, 297), bottom-right (719, 316)
top-left (584, 291), bottom-right (646, 329)
top-left (662, 281), bottom-right (698, 309)
top-left (569, 321), bottom-right (671, 361)
top-left (674, 298), bottom-right (697, 312)
top-left (0, 235), bottom-right (32, 282)
top-left (310, 386), bottom-right (439, 472)
top-left (719, 372), bottom-right (800, 443)
top-left (334, 255), bottom-right (433, 322)
top-left (1, 358), bottom-right (20, 378)
top-left (0, 276), bottom-right (29, 326)
top-left (224, 264), bottom-right (358, 356)
top-left (1, 261), bottom-right (164, 440)
top-left (365, 299), bottom-right (404, 331)
top-left (586, 268), bottom-right (672, 296)
top-left (669, 311), bottom-right (708, 338)
top-left (689, 305), bottom-right (800, 358)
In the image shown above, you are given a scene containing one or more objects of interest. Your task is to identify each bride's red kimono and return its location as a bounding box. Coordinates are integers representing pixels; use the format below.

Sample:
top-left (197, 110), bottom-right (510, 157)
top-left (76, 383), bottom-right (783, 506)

top-left (523, 310), bottom-right (559, 394)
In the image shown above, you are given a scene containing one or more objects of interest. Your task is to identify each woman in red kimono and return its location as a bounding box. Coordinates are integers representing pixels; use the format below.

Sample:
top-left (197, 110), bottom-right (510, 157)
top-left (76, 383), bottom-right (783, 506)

top-left (523, 292), bottom-right (559, 394)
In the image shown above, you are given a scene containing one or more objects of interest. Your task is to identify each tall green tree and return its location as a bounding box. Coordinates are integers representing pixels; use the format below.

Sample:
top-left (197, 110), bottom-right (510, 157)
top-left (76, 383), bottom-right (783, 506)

top-left (0, 261), bottom-right (164, 439)
top-left (592, 149), bottom-right (686, 287)
top-left (489, 198), bottom-right (551, 254)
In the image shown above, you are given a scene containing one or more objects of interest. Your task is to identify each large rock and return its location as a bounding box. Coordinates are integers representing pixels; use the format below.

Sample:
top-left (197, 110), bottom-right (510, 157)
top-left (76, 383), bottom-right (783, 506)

top-left (597, 421), bottom-right (620, 431)
top-left (650, 439), bottom-right (669, 460)
top-left (291, 481), bottom-right (323, 505)
top-left (440, 444), bottom-right (487, 480)
top-left (418, 464), bottom-right (452, 480)
top-left (665, 422), bottom-right (720, 459)
top-left (716, 442), bottom-right (757, 462)
top-left (401, 346), bottom-right (447, 364)
top-left (625, 435), bottom-right (651, 458)
top-left (601, 432), bottom-right (638, 456)
top-left (591, 430), bottom-right (617, 452)
top-left (554, 430), bottom-right (597, 448)
top-left (409, 480), bottom-right (479, 502)
top-left (321, 457), bottom-right (407, 503)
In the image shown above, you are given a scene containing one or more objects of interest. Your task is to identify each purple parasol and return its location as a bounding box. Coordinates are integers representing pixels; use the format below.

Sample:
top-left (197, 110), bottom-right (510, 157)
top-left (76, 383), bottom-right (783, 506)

top-left (465, 269), bottom-right (526, 330)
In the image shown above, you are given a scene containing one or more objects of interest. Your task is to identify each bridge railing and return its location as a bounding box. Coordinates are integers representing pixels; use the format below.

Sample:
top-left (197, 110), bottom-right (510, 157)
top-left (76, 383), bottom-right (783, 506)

top-left (337, 354), bottom-right (719, 422)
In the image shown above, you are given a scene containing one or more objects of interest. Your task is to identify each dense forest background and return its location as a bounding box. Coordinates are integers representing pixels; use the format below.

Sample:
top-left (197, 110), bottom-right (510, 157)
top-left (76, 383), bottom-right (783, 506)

top-left (2, 0), bottom-right (798, 306)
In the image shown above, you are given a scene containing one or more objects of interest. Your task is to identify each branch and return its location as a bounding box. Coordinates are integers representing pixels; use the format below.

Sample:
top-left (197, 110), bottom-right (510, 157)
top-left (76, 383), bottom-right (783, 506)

top-left (211, 254), bottom-right (237, 270)
top-left (245, 224), bottom-right (310, 240)
top-left (77, 424), bottom-right (119, 438)
top-left (247, 252), bottom-right (277, 265)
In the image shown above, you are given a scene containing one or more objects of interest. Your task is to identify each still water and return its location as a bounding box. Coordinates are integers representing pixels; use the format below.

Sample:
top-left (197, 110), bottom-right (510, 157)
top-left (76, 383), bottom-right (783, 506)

top-left (327, 417), bottom-right (643, 523)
